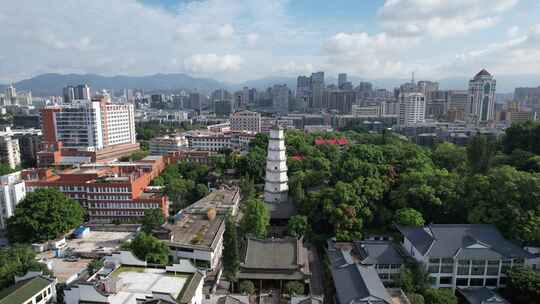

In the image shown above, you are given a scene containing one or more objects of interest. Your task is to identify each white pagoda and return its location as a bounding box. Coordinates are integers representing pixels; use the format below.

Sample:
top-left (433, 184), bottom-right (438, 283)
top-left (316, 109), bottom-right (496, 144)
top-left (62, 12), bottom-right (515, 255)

top-left (264, 126), bottom-right (288, 203)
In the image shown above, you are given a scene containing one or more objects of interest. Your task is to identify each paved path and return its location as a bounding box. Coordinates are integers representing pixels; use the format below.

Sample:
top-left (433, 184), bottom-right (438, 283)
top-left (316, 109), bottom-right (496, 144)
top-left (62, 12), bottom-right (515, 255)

top-left (308, 246), bottom-right (324, 296)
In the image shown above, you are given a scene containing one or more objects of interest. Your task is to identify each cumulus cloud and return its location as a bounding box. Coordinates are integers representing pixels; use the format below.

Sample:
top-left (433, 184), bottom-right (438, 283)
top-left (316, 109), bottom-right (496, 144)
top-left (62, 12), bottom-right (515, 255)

top-left (378, 0), bottom-right (519, 38)
top-left (322, 32), bottom-right (419, 77)
top-left (0, 0), bottom-right (293, 82)
top-left (184, 54), bottom-right (243, 73)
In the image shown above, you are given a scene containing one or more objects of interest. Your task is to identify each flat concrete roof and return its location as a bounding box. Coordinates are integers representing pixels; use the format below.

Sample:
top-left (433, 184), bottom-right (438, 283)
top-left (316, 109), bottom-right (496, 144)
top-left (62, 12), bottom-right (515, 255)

top-left (165, 214), bottom-right (224, 250)
top-left (67, 231), bottom-right (133, 254)
top-left (108, 267), bottom-right (189, 303)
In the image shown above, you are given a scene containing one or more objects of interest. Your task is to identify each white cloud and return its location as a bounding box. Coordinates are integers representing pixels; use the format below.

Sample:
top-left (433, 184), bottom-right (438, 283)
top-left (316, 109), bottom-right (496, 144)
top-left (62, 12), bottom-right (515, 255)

top-left (246, 33), bottom-right (259, 47)
top-left (378, 0), bottom-right (519, 38)
top-left (322, 32), bottom-right (419, 77)
top-left (0, 0), bottom-right (294, 82)
top-left (507, 25), bottom-right (520, 37)
top-left (273, 61), bottom-right (314, 75)
top-left (184, 54), bottom-right (243, 73)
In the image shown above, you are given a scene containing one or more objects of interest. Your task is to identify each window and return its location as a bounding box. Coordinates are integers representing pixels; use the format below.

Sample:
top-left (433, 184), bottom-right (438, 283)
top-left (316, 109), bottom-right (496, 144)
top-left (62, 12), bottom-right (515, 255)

top-left (470, 278), bottom-right (484, 286)
top-left (485, 278), bottom-right (498, 287)
top-left (429, 258), bottom-right (440, 264)
top-left (428, 265), bottom-right (439, 273)
top-left (439, 277), bottom-right (452, 285)
top-left (441, 265), bottom-right (453, 273)
top-left (499, 277), bottom-right (507, 285)
top-left (456, 278), bottom-right (468, 286)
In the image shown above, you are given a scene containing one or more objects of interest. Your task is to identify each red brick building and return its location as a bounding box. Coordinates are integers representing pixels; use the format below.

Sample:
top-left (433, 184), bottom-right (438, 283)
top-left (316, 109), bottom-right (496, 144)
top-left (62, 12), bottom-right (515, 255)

top-left (22, 156), bottom-right (168, 223)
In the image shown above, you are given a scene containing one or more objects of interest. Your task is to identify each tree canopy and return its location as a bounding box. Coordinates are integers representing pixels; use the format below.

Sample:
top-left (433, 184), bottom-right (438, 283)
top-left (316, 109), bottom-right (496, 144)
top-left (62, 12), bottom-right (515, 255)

top-left (127, 232), bottom-right (169, 265)
top-left (0, 245), bottom-right (50, 290)
top-left (141, 208), bottom-right (165, 233)
top-left (7, 188), bottom-right (85, 243)
top-left (223, 213), bottom-right (240, 281)
top-left (240, 198), bottom-right (270, 238)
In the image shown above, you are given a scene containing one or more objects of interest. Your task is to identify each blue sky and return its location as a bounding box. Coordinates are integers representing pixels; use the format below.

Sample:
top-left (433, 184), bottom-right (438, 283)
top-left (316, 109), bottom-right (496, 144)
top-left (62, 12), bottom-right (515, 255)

top-left (1, 0), bottom-right (539, 83)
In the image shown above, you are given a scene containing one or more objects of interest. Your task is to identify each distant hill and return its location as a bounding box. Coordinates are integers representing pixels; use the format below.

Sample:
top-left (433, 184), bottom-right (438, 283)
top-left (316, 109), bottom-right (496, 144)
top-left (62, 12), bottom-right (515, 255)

top-left (0, 73), bottom-right (227, 96)
top-left (1, 73), bottom-right (538, 96)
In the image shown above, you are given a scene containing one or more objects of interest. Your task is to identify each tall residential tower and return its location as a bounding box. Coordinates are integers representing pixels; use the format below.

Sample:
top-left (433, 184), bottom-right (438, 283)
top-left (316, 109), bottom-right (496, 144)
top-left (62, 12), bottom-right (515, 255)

top-left (468, 69), bottom-right (496, 123)
top-left (264, 127), bottom-right (288, 203)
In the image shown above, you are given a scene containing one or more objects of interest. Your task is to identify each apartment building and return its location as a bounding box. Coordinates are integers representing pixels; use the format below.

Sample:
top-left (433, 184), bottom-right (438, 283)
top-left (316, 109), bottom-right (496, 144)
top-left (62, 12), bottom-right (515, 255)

top-left (149, 135), bottom-right (188, 155)
top-left (397, 224), bottom-right (534, 289)
top-left (184, 130), bottom-right (256, 152)
top-left (38, 97), bottom-right (139, 166)
top-left (230, 110), bottom-right (261, 133)
top-left (0, 136), bottom-right (21, 169)
top-left (22, 156), bottom-right (168, 223)
top-left (0, 171), bottom-right (26, 230)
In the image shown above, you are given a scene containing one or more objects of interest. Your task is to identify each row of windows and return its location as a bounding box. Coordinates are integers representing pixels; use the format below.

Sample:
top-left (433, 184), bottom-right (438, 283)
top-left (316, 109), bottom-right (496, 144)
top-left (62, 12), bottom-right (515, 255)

top-left (86, 202), bottom-right (159, 209)
top-left (438, 276), bottom-right (503, 287)
top-left (375, 264), bottom-right (402, 269)
top-left (61, 186), bottom-right (130, 193)
top-left (90, 210), bottom-right (145, 216)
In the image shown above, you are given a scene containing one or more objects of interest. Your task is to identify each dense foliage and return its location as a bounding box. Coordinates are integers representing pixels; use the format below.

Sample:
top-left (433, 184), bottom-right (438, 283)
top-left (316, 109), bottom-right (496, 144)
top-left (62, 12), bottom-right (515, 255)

top-left (504, 267), bottom-right (540, 303)
top-left (0, 245), bottom-right (50, 290)
top-left (141, 209), bottom-right (165, 233)
top-left (423, 289), bottom-right (457, 304)
top-left (285, 281), bottom-right (305, 296)
top-left (152, 161), bottom-right (209, 215)
top-left (7, 188), bottom-right (85, 243)
top-left (235, 125), bottom-right (540, 245)
top-left (239, 280), bottom-right (256, 295)
top-left (223, 213), bottom-right (240, 281)
top-left (127, 232), bottom-right (169, 265)
top-left (240, 198), bottom-right (270, 238)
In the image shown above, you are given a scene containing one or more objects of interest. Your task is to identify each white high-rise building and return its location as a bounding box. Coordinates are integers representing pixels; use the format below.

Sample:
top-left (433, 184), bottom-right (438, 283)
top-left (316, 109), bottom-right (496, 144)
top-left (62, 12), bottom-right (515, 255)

top-left (0, 136), bottom-right (21, 169)
top-left (398, 92), bottom-right (426, 126)
top-left (468, 69), bottom-right (496, 123)
top-left (264, 127), bottom-right (288, 203)
top-left (0, 171), bottom-right (26, 230)
top-left (41, 98), bottom-right (136, 151)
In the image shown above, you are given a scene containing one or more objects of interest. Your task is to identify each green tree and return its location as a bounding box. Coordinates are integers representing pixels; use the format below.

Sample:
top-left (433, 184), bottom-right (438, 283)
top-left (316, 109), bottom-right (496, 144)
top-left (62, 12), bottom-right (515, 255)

top-left (239, 176), bottom-right (256, 200)
top-left (395, 208), bottom-right (425, 227)
top-left (398, 263), bottom-right (433, 294)
top-left (129, 232), bottom-right (169, 265)
top-left (288, 215), bottom-right (308, 238)
top-left (87, 259), bottom-right (104, 275)
top-left (464, 166), bottom-right (540, 244)
top-left (467, 135), bottom-right (497, 174)
top-left (285, 281), bottom-right (305, 296)
top-left (423, 288), bottom-right (457, 304)
top-left (407, 293), bottom-right (425, 304)
top-left (0, 245), bottom-right (50, 290)
top-left (7, 188), bottom-right (85, 243)
top-left (240, 198), bottom-right (270, 238)
top-left (141, 209), bottom-right (165, 233)
top-left (504, 267), bottom-right (540, 303)
top-left (223, 213), bottom-right (240, 282)
top-left (502, 120), bottom-right (540, 154)
top-left (0, 163), bottom-right (15, 176)
top-left (432, 142), bottom-right (466, 172)
top-left (239, 280), bottom-right (256, 295)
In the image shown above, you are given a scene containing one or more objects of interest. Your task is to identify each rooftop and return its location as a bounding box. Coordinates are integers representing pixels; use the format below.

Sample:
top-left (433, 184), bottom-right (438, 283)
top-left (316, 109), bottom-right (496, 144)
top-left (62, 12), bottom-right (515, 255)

top-left (396, 224), bottom-right (533, 259)
top-left (0, 276), bottom-right (54, 304)
top-left (161, 214), bottom-right (224, 250)
top-left (238, 237), bottom-right (310, 281)
top-left (183, 187), bottom-right (240, 215)
top-left (457, 287), bottom-right (510, 304)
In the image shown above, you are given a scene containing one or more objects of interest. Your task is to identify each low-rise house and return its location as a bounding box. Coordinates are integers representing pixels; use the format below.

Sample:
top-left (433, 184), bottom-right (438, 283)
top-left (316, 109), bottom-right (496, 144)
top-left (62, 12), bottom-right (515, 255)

top-left (327, 240), bottom-right (410, 304)
top-left (237, 237), bottom-right (311, 293)
top-left (63, 251), bottom-right (204, 304)
top-left (154, 213), bottom-right (225, 270)
top-left (457, 287), bottom-right (511, 304)
top-left (396, 224), bottom-right (535, 289)
top-left (0, 272), bottom-right (57, 304)
top-left (330, 239), bottom-right (405, 284)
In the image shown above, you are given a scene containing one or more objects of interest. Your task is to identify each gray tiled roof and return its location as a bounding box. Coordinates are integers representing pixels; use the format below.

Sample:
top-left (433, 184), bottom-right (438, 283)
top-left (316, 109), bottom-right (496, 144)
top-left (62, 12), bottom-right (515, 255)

top-left (397, 224), bottom-right (533, 259)
top-left (330, 264), bottom-right (392, 304)
top-left (354, 241), bottom-right (404, 265)
top-left (457, 288), bottom-right (510, 304)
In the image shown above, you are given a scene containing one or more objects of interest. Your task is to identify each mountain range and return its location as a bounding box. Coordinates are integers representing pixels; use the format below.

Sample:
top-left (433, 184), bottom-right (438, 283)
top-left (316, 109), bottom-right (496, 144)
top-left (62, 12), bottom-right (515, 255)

top-left (1, 72), bottom-right (539, 96)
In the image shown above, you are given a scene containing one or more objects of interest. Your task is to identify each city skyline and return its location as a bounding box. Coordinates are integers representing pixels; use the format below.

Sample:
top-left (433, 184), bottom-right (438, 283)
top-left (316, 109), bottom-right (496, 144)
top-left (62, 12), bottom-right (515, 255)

top-left (1, 0), bottom-right (539, 83)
